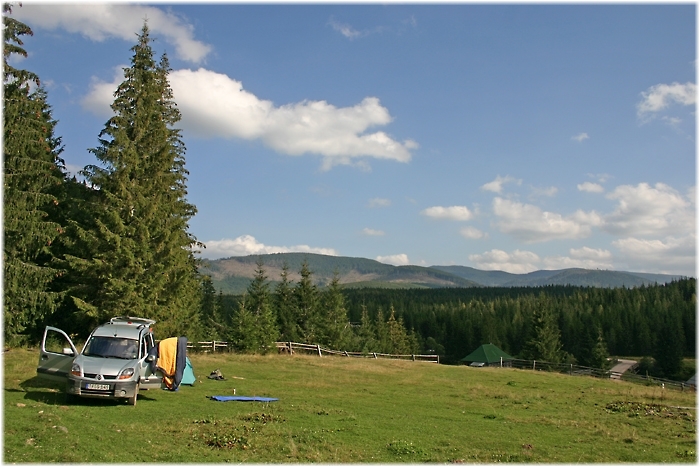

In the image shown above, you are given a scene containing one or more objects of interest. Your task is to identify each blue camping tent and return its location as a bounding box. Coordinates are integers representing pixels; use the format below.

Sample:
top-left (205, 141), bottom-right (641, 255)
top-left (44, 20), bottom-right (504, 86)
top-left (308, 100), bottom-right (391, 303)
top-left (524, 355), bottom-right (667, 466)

top-left (181, 357), bottom-right (196, 385)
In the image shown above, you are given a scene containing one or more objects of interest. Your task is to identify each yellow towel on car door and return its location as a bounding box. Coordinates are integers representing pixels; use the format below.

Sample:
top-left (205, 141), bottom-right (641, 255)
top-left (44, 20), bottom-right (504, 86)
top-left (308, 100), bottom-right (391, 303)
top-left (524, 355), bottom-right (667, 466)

top-left (156, 337), bottom-right (178, 389)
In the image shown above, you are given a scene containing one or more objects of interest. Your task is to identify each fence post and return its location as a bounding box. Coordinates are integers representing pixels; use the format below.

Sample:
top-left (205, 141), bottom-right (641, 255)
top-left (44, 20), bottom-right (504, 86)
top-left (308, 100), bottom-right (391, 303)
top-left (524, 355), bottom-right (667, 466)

top-left (500, 356), bottom-right (503, 368)
top-left (533, 360), bottom-right (536, 370)
top-left (317, 344), bottom-right (322, 357)
top-left (570, 363), bottom-right (572, 376)
top-left (412, 354), bottom-right (415, 361)
top-left (373, 352), bottom-right (377, 359)
top-left (289, 342), bottom-right (293, 355)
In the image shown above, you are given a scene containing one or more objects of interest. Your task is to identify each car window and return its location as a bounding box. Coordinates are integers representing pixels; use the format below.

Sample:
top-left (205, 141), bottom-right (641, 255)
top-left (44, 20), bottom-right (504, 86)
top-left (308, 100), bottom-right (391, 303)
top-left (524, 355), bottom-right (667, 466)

top-left (83, 336), bottom-right (139, 360)
top-left (43, 328), bottom-right (74, 355)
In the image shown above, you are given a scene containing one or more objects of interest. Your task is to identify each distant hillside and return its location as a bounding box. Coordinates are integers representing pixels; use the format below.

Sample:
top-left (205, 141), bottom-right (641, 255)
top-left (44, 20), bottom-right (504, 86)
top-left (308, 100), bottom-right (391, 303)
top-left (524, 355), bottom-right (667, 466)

top-left (200, 253), bottom-right (479, 294)
top-left (200, 253), bottom-right (687, 294)
top-left (431, 265), bottom-right (685, 288)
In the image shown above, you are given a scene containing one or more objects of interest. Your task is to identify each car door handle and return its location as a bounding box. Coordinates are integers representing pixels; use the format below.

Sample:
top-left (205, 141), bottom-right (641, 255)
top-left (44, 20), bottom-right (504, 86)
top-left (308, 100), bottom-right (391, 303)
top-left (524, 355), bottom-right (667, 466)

top-left (41, 354), bottom-right (49, 361)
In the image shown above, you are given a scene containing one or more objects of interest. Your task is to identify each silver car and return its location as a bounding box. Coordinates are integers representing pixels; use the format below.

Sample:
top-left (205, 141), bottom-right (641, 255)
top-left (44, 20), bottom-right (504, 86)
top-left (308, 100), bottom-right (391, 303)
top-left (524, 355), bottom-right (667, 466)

top-left (37, 316), bottom-right (164, 405)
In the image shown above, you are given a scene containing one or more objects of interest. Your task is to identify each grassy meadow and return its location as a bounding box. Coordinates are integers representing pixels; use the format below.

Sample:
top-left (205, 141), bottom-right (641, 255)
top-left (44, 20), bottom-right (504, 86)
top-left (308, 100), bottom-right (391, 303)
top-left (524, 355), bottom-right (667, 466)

top-left (3, 347), bottom-right (697, 463)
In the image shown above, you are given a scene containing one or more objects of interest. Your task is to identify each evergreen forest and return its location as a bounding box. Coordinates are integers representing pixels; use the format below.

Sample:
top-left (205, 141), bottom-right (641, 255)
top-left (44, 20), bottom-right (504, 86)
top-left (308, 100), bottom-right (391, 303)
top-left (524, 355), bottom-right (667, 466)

top-left (3, 10), bottom-right (696, 383)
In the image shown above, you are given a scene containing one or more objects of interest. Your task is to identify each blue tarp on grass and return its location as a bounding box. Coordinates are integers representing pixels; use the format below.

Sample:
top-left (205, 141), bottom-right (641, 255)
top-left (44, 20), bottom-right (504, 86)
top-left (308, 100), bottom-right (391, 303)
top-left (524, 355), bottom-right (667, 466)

top-left (209, 396), bottom-right (278, 402)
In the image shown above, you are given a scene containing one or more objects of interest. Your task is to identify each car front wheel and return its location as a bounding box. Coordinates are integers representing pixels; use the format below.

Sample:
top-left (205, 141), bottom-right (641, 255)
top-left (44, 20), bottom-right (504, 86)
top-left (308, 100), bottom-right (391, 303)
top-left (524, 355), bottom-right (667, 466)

top-left (127, 384), bottom-right (139, 406)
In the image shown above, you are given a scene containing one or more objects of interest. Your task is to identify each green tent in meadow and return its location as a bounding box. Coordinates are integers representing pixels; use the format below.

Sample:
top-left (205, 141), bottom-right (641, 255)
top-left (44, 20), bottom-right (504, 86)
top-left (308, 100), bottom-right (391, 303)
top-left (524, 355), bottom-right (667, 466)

top-left (460, 343), bottom-right (513, 367)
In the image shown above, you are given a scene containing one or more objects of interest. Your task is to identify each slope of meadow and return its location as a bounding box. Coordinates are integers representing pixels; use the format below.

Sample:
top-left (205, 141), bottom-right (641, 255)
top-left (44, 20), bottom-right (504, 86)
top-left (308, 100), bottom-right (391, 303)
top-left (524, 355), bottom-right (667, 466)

top-left (4, 348), bottom-right (696, 463)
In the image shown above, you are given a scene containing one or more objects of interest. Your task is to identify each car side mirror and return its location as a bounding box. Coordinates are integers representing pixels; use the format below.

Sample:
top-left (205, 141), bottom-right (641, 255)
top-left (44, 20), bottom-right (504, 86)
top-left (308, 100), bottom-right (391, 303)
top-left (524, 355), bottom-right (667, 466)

top-left (62, 348), bottom-right (74, 356)
top-left (146, 355), bottom-right (155, 363)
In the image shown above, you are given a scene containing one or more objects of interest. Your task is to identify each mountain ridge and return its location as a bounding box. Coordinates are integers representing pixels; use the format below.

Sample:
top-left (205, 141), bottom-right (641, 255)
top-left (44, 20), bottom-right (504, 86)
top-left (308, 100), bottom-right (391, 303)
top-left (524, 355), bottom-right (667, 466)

top-left (200, 252), bottom-right (687, 294)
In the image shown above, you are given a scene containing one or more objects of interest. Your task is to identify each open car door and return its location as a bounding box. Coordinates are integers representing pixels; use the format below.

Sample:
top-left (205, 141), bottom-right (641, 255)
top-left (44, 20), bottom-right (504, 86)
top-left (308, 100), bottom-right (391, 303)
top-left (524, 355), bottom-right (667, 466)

top-left (37, 326), bottom-right (78, 384)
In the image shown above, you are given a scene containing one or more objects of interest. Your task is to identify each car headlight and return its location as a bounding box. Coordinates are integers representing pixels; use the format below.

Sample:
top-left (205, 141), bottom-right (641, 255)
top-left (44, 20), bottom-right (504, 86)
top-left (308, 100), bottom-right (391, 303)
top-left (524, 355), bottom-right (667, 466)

top-left (71, 363), bottom-right (81, 377)
top-left (118, 368), bottom-right (135, 380)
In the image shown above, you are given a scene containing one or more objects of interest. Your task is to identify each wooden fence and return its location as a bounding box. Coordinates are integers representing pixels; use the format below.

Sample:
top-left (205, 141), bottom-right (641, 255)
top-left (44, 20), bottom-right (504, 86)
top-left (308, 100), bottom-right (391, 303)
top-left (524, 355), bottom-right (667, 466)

top-left (275, 341), bottom-right (439, 363)
top-left (186, 340), bottom-right (438, 363)
top-left (508, 358), bottom-right (693, 392)
top-left (187, 341), bottom-right (229, 352)
top-left (186, 341), bottom-right (691, 391)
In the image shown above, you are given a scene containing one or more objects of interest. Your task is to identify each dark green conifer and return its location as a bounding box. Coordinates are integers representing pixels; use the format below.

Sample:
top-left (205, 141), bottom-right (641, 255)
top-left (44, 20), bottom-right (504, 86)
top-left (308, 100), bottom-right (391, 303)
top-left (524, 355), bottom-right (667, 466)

top-left (318, 271), bottom-right (350, 349)
top-left (275, 262), bottom-right (300, 342)
top-left (523, 295), bottom-right (566, 363)
top-left (294, 260), bottom-right (320, 343)
top-left (78, 23), bottom-right (201, 336)
top-left (3, 5), bottom-right (67, 343)
top-left (243, 259), bottom-right (279, 352)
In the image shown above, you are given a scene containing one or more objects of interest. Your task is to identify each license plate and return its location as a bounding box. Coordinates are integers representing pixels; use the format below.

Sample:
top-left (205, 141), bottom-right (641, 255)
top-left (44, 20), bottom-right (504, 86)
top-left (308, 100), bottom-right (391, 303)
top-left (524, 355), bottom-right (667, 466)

top-left (85, 383), bottom-right (110, 391)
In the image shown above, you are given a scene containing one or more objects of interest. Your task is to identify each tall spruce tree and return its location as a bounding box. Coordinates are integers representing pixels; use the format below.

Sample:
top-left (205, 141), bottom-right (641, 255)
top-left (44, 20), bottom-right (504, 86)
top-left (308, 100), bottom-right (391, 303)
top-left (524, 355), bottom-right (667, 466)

top-left (244, 259), bottom-right (279, 352)
top-left (199, 276), bottom-right (224, 340)
top-left (318, 271), bottom-right (350, 349)
top-left (78, 23), bottom-right (201, 336)
top-left (523, 297), bottom-right (566, 363)
top-left (356, 304), bottom-right (378, 353)
top-left (275, 262), bottom-right (299, 342)
top-left (3, 5), bottom-right (67, 343)
top-left (294, 260), bottom-right (320, 343)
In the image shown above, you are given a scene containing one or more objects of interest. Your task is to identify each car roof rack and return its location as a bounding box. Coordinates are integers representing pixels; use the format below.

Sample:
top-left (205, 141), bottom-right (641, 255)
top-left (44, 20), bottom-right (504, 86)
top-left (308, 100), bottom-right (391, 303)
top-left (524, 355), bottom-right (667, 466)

top-left (109, 316), bottom-right (156, 326)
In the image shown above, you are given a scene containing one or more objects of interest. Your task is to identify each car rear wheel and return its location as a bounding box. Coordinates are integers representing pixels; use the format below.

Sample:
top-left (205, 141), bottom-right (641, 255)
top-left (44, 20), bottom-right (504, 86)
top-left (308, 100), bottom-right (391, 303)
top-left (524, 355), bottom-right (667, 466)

top-left (128, 384), bottom-right (139, 406)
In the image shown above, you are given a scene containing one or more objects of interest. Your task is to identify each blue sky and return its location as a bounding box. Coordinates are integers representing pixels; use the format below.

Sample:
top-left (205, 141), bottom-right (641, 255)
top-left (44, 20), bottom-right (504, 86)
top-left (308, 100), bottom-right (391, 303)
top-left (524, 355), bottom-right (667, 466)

top-left (9, 3), bottom-right (697, 276)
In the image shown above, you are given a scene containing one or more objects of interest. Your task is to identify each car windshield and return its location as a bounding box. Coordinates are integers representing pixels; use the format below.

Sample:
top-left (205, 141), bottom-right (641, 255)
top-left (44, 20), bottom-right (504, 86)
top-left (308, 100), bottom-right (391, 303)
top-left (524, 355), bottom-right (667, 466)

top-left (83, 336), bottom-right (139, 359)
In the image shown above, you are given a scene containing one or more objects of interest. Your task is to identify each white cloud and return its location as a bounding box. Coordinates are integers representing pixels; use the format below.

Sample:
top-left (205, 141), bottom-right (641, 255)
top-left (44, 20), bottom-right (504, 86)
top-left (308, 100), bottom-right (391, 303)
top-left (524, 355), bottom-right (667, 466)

top-left (492, 197), bottom-right (602, 243)
top-left (81, 66), bottom-right (126, 117)
top-left (362, 228), bottom-right (385, 236)
top-left (542, 247), bottom-right (614, 270)
top-left (529, 186), bottom-right (558, 198)
top-left (82, 68), bottom-right (417, 169)
top-left (577, 182), bottom-right (604, 193)
top-left (376, 254), bottom-right (410, 266)
top-left (199, 235), bottom-right (338, 259)
top-left (587, 173), bottom-right (611, 184)
top-left (469, 249), bottom-right (540, 274)
top-left (603, 182), bottom-right (695, 237)
top-left (328, 16), bottom-right (386, 40)
top-left (470, 247), bottom-right (618, 274)
top-left (328, 18), bottom-right (364, 40)
top-left (421, 205), bottom-right (473, 221)
top-left (481, 175), bottom-right (520, 194)
top-left (637, 81), bottom-right (696, 119)
top-left (368, 198), bottom-right (391, 208)
top-left (459, 226), bottom-right (488, 240)
top-left (572, 132), bottom-right (589, 142)
top-left (612, 235), bottom-right (695, 275)
top-left (13, 4), bottom-right (211, 64)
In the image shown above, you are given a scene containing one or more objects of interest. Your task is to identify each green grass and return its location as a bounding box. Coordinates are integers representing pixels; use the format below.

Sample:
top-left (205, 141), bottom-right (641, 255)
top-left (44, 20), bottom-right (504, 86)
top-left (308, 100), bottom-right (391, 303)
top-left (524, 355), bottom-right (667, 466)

top-left (4, 348), bottom-right (697, 463)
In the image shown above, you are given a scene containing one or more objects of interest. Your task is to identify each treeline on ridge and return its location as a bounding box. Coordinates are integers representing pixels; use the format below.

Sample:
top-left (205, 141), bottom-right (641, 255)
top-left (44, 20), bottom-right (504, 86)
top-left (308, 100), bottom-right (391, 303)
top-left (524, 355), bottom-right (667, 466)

top-left (208, 256), bottom-right (695, 380)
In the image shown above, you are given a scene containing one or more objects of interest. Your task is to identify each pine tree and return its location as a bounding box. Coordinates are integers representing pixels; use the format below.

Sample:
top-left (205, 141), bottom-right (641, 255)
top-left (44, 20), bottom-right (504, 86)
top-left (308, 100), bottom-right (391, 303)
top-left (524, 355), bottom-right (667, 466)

top-left (589, 327), bottom-right (610, 369)
top-left (318, 271), bottom-right (350, 349)
top-left (199, 275), bottom-right (223, 340)
top-left (523, 297), bottom-right (566, 363)
top-left (3, 5), bottom-right (67, 343)
top-left (275, 262), bottom-right (299, 342)
top-left (386, 306), bottom-right (413, 354)
top-left (77, 23), bottom-right (201, 336)
top-left (356, 304), bottom-right (378, 353)
top-left (229, 295), bottom-right (257, 352)
top-left (294, 260), bottom-right (320, 343)
top-left (244, 259), bottom-right (279, 352)
top-left (653, 313), bottom-right (684, 378)
top-left (374, 307), bottom-right (390, 353)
